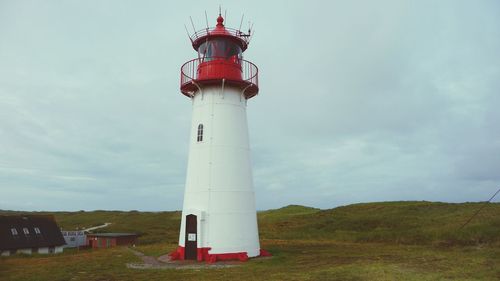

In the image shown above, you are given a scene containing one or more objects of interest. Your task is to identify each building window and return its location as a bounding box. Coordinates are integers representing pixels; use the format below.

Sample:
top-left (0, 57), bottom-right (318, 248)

top-left (23, 228), bottom-right (29, 235)
top-left (11, 228), bottom-right (18, 235)
top-left (197, 124), bottom-right (204, 142)
top-left (34, 227), bottom-right (41, 234)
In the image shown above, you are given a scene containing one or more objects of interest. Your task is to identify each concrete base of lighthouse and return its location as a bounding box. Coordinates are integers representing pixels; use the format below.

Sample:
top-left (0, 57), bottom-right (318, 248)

top-left (172, 84), bottom-right (262, 262)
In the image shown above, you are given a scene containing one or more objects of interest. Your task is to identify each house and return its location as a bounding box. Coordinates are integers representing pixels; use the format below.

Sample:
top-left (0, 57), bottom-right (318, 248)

top-left (0, 215), bottom-right (66, 256)
top-left (86, 233), bottom-right (138, 248)
top-left (61, 230), bottom-right (86, 248)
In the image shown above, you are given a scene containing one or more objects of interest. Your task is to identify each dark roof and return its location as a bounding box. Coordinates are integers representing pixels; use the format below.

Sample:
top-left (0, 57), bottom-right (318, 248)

top-left (0, 215), bottom-right (66, 250)
top-left (86, 233), bottom-right (138, 237)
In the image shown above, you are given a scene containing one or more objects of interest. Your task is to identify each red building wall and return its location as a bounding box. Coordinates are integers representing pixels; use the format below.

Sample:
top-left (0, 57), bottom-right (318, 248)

top-left (86, 235), bottom-right (137, 248)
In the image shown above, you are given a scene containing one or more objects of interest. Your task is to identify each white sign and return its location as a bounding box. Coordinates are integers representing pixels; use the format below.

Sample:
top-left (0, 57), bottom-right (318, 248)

top-left (188, 233), bottom-right (196, 241)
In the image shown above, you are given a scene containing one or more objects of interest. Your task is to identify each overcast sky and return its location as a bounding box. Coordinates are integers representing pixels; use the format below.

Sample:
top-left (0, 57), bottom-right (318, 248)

top-left (1, 0), bottom-right (499, 211)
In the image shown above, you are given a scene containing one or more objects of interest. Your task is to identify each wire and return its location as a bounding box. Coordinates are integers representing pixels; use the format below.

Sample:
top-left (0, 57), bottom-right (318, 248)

top-left (459, 187), bottom-right (500, 230)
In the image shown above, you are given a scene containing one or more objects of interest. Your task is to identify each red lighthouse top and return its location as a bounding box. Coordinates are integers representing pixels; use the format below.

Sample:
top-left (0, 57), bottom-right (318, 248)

top-left (180, 15), bottom-right (258, 99)
top-left (190, 15), bottom-right (250, 52)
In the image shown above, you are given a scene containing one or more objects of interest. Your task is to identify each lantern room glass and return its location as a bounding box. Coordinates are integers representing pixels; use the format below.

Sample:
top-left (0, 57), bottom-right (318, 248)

top-left (198, 39), bottom-right (242, 62)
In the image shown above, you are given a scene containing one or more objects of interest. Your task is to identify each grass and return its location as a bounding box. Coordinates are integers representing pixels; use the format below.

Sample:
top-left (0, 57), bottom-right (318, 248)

top-left (259, 201), bottom-right (500, 245)
top-left (1, 201), bottom-right (499, 280)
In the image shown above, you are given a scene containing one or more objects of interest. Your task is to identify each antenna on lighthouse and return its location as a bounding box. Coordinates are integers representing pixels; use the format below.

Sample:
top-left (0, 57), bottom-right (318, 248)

top-left (189, 16), bottom-right (197, 34)
top-left (239, 14), bottom-right (244, 31)
top-left (204, 11), bottom-right (209, 29)
top-left (184, 24), bottom-right (193, 43)
top-left (224, 9), bottom-right (227, 24)
top-left (249, 28), bottom-right (255, 43)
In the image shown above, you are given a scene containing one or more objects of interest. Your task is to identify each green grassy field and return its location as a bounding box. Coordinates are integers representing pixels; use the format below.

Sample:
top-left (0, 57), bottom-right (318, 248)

top-left (1, 201), bottom-right (499, 280)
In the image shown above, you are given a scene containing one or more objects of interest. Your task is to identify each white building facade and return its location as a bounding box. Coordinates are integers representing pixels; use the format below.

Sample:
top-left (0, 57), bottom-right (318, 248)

top-left (62, 230), bottom-right (87, 248)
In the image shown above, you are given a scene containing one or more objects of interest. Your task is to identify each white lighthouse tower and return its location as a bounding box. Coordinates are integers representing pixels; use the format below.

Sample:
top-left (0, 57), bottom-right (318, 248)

top-left (170, 13), bottom-right (266, 263)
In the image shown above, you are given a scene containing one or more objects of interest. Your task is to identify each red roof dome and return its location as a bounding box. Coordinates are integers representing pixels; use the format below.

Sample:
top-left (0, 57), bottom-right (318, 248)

top-left (190, 16), bottom-right (251, 52)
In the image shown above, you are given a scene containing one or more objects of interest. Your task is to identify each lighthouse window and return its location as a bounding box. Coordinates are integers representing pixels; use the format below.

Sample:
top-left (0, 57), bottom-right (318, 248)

top-left (197, 124), bottom-right (204, 142)
top-left (199, 39), bottom-right (242, 61)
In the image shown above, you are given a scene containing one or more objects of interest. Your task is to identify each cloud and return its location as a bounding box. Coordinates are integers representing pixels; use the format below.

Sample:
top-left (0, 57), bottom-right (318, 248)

top-left (0, 0), bottom-right (499, 211)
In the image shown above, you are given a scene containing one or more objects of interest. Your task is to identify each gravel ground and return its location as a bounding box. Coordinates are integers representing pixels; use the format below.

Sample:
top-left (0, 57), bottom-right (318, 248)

top-left (126, 248), bottom-right (240, 269)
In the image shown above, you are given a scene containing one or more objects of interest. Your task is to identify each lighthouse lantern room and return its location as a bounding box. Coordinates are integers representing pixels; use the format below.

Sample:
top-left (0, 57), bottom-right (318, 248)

top-left (170, 12), bottom-right (266, 263)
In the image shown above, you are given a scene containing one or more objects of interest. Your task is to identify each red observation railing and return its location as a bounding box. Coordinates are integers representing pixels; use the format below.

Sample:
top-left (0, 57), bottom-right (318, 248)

top-left (190, 27), bottom-right (251, 50)
top-left (180, 58), bottom-right (259, 99)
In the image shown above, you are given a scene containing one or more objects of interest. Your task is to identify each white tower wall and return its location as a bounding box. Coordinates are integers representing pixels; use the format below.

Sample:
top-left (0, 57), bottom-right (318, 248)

top-left (179, 84), bottom-right (260, 257)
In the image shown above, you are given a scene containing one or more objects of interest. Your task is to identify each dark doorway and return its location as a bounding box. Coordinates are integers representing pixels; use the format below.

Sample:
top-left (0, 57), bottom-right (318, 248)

top-left (185, 214), bottom-right (197, 260)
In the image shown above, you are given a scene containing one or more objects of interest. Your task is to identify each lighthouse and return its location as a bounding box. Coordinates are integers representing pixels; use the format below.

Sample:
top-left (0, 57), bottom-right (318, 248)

top-left (170, 13), bottom-right (265, 263)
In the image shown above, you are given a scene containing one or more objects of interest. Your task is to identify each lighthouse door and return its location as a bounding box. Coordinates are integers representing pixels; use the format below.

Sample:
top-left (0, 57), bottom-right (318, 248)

top-left (185, 214), bottom-right (197, 260)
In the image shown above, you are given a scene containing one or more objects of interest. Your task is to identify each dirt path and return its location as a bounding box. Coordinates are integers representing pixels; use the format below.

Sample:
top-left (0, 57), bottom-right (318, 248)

top-left (128, 248), bottom-right (162, 266)
top-left (83, 223), bottom-right (111, 232)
